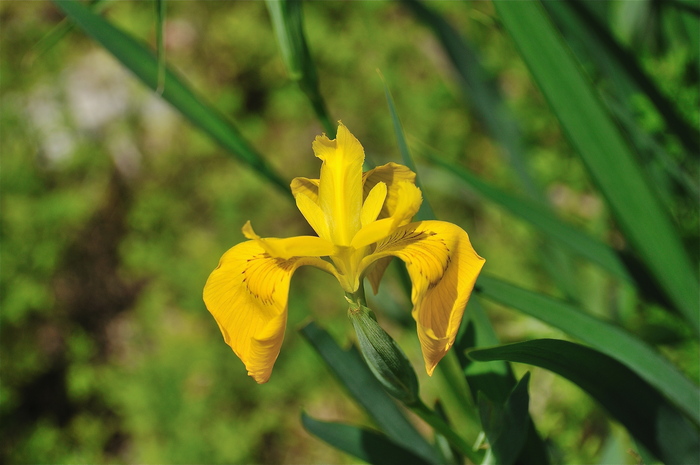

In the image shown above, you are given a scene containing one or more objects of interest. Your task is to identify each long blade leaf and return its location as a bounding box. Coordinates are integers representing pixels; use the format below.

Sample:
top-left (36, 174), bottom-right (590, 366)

top-left (469, 339), bottom-right (700, 465)
top-left (476, 274), bottom-right (700, 425)
top-left (424, 151), bottom-right (633, 284)
top-left (299, 321), bottom-right (440, 464)
top-left (493, 1), bottom-right (699, 330)
top-left (52, 0), bottom-right (288, 193)
top-left (301, 413), bottom-right (432, 465)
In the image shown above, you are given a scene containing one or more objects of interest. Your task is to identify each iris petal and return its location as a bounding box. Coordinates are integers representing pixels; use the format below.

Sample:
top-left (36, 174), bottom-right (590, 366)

top-left (363, 162), bottom-right (417, 219)
top-left (203, 241), bottom-right (337, 383)
top-left (314, 122), bottom-right (365, 245)
top-left (359, 220), bottom-right (485, 375)
top-left (294, 193), bottom-right (331, 241)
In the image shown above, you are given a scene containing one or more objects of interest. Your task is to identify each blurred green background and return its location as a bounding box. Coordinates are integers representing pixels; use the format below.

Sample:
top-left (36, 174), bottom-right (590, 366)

top-left (1, 1), bottom-right (697, 463)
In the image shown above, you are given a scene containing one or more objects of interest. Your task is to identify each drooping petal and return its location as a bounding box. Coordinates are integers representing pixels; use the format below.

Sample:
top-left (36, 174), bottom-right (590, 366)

top-left (363, 162), bottom-right (417, 220)
top-left (203, 241), bottom-right (337, 383)
top-left (359, 220), bottom-right (485, 375)
top-left (313, 122), bottom-right (365, 245)
top-left (242, 221), bottom-right (334, 259)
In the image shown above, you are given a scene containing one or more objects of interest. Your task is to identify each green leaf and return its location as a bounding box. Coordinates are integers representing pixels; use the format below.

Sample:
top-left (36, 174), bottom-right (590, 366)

top-left (380, 74), bottom-right (435, 221)
top-left (265, 0), bottom-right (334, 136)
top-left (299, 321), bottom-right (440, 465)
top-left (493, 0), bottom-right (699, 330)
top-left (468, 339), bottom-right (700, 465)
top-left (402, 0), bottom-right (580, 301)
top-left (478, 373), bottom-right (531, 465)
top-left (301, 413), bottom-right (432, 465)
top-left (425, 153), bottom-right (633, 284)
top-left (456, 299), bottom-right (551, 465)
top-left (546, 0), bottom-right (699, 156)
top-left (155, 0), bottom-right (166, 94)
top-left (476, 275), bottom-right (700, 426)
top-left (52, 0), bottom-right (288, 193)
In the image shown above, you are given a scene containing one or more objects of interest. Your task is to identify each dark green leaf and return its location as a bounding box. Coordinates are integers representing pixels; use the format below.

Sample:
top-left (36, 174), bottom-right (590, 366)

top-left (476, 275), bottom-right (700, 426)
top-left (468, 339), bottom-right (700, 464)
top-left (301, 413), bottom-right (431, 465)
top-left (493, 1), bottom-right (699, 329)
top-left (478, 373), bottom-right (531, 465)
top-left (299, 321), bottom-right (440, 464)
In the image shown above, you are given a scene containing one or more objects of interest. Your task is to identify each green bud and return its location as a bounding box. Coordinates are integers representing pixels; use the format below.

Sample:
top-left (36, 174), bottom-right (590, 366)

top-left (348, 302), bottom-right (420, 405)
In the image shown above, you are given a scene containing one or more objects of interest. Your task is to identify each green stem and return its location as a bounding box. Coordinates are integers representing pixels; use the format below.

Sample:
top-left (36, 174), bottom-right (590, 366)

top-left (410, 399), bottom-right (481, 464)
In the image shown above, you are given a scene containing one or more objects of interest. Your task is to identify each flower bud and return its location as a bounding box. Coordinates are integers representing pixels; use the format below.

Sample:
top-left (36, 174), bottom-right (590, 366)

top-left (348, 302), bottom-right (419, 405)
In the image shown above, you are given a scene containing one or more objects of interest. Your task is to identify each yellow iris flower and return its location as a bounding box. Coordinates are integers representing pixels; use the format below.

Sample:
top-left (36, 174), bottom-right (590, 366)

top-left (203, 123), bottom-right (485, 383)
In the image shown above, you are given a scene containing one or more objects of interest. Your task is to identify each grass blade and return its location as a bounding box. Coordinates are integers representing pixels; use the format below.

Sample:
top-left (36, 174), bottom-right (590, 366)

top-left (469, 339), bottom-right (700, 465)
top-left (555, 0), bottom-right (700, 157)
top-left (155, 0), bottom-right (166, 94)
top-left (493, 1), bottom-right (699, 330)
top-left (53, 0), bottom-right (289, 193)
top-left (476, 274), bottom-right (700, 425)
top-left (265, 0), bottom-right (334, 136)
top-left (379, 73), bottom-right (435, 221)
top-left (299, 321), bottom-right (440, 464)
top-left (425, 151), bottom-right (633, 284)
top-left (402, 0), bottom-right (581, 301)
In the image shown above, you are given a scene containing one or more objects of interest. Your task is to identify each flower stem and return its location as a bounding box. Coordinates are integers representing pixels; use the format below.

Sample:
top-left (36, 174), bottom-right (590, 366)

top-left (410, 399), bottom-right (482, 464)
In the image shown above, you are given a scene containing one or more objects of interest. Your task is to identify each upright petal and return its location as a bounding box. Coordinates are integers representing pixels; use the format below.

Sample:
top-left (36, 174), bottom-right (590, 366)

top-left (203, 241), bottom-right (336, 383)
top-left (313, 122), bottom-right (365, 245)
top-left (363, 162), bottom-right (417, 220)
top-left (350, 182), bottom-right (422, 249)
top-left (290, 177), bottom-right (319, 203)
top-left (360, 221), bottom-right (485, 375)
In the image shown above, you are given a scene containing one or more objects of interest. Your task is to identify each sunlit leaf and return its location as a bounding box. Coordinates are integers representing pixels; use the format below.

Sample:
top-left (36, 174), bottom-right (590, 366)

top-left (469, 339), bottom-right (700, 465)
top-left (493, 0), bottom-right (699, 330)
top-left (476, 275), bottom-right (700, 426)
top-left (302, 413), bottom-right (432, 465)
top-left (299, 321), bottom-right (441, 464)
top-left (52, 0), bottom-right (288, 193)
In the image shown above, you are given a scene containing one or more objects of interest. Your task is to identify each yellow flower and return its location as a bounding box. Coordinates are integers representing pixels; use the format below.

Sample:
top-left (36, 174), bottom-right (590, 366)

top-left (203, 123), bottom-right (485, 383)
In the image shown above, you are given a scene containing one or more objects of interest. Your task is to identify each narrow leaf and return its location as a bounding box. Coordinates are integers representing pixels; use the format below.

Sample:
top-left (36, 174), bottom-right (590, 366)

top-left (52, 0), bottom-right (288, 193)
top-left (469, 339), bottom-right (700, 465)
top-left (478, 373), bottom-right (531, 465)
top-left (379, 73), bottom-right (435, 221)
top-left (476, 275), bottom-right (700, 426)
top-left (299, 321), bottom-right (440, 464)
top-left (493, 1), bottom-right (699, 329)
top-left (155, 0), bottom-right (166, 94)
top-left (265, 0), bottom-right (334, 136)
top-left (425, 152), bottom-right (633, 284)
top-left (301, 413), bottom-right (431, 465)
top-left (402, 0), bottom-right (580, 300)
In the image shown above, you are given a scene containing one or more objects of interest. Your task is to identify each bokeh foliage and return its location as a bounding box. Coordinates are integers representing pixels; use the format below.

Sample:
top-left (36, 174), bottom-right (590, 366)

top-left (1, 1), bottom-right (698, 464)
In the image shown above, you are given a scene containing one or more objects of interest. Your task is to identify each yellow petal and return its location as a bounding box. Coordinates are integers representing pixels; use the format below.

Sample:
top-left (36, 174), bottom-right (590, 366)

top-left (314, 122), bottom-right (365, 245)
top-left (295, 193), bottom-right (331, 241)
top-left (290, 177), bottom-right (319, 203)
top-left (203, 241), bottom-right (336, 383)
top-left (350, 182), bottom-right (422, 249)
top-left (361, 181), bottom-right (387, 227)
top-left (363, 162), bottom-right (417, 220)
top-left (360, 220), bottom-right (485, 375)
top-left (242, 220), bottom-right (334, 260)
